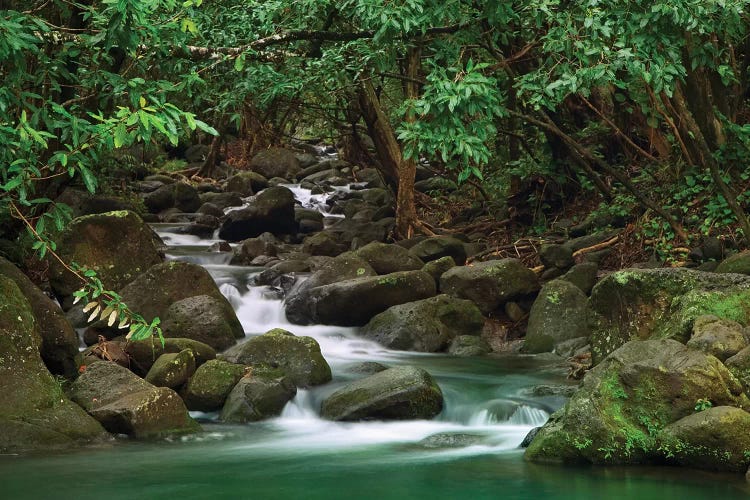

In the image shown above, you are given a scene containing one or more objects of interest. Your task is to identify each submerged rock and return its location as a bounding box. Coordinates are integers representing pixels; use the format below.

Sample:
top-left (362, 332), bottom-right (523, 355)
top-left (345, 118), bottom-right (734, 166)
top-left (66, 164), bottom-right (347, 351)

top-left (418, 432), bottom-right (484, 449)
top-left (320, 366), bottom-right (443, 421)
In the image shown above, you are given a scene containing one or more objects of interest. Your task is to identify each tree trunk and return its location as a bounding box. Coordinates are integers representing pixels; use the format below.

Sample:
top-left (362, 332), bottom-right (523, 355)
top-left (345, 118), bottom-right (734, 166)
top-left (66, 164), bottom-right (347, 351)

top-left (395, 45), bottom-right (421, 238)
top-left (357, 78), bottom-right (400, 186)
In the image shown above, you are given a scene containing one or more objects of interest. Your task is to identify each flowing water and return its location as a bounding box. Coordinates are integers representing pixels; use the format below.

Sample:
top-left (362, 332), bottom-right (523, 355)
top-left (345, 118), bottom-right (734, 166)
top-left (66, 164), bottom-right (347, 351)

top-left (2, 185), bottom-right (749, 498)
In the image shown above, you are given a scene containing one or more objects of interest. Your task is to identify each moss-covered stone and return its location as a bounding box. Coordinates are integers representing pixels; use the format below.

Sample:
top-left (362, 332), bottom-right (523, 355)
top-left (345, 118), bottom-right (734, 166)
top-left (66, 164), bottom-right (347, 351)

top-left (360, 295), bottom-right (484, 352)
top-left (421, 256), bottom-right (456, 289)
top-left (716, 251), bottom-right (750, 275)
top-left (161, 295), bottom-right (243, 351)
top-left (726, 347), bottom-right (750, 395)
top-left (180, 359), bottom-right (246, 411)
top-left (49, 210), bottom-right (163, 307)
top-left (408, 236), bottom-right (467, 265)
top-left (220, 329), bottom-right (331, 387)
top-left (448, 335), bottom-right (491, 357)
top-left (589, 268), bottom-right (750, 364)
top-left (320, 366), bottom-right (443, 421)
top-left (0, 276), bottom-right (108, 453)
top-left (219, 371), bottom-right (296, 423)
top-left (687, 315), bottom-right (748, 361)
top-left (145, 350), bottom-right (196, 389)
top-left (354, 242), bottom-right (424, 274)
top-left (524, 339), bottom-right (749, 466)
top-left (524, 280), bottom-right (591, 353)
top-left (225, 171), bottom-right (269, 196)
top-left (126, 337), bottom-right (216, 376)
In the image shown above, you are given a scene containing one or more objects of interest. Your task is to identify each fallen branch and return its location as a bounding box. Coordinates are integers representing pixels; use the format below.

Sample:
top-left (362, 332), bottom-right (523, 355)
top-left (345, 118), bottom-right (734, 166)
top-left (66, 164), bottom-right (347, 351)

top-left (572, 235), bottom-right (620, 258)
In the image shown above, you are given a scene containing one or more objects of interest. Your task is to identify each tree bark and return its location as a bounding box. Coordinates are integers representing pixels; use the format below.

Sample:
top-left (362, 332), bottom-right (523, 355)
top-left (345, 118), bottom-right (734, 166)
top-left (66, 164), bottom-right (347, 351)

top-left (357, 78), bottom-right (400, 186)
top-left (395, 45), bottom-right (421, 238)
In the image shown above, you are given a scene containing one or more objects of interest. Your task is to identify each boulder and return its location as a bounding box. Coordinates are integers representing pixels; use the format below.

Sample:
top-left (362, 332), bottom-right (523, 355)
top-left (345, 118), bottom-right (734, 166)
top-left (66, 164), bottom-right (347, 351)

top-left (320, 366), bottom-right (443, 421)
top-left (716, 251), bottom-right (750, 275)
top-left (360, 295), bottom-right (484, 352)
top-left (180, 359), bottom-right (247, 411)
top-left (220, 329), bottom-right (331, 387)
top-left (294, 271), bottom-right (437, 326)
top-left (539, 244), bottom-right (574, 270)
top-left (560, 262), bottom-right (599, 295)
top-left (0, 276), bottom-right (108, 453)
top-left (727, 347), bottom-right (750, 394)
top-left (448, 335), bottom-right (491, 357)
top-left (199, 191), bottom-right (245, 210)
top-left (325, 217), bottom-right (388, 248)
top-left (687, 315), bottom-right (748, 361)
top-left (225, 172), bottom-right (269, 196)
top-left (56, 188), bottom-right (137, 218)
top-left (421, 256), bottom-right (456, 288)
top-left (86, 261), bottom-right (243, 346)
top-left (49, 211), bottom-right (163, 307)
top-left (0, 257), bottom-right (79, 378)
top-left (409, 236), bottom-right (467, 265)
top-left (249, 147), bottom-right (301, 180)
top-left (144, 350), bottom-right (196, 389)
top-left (589, 268), bottom-right (750, 364)
top-left (69, 361), bottom-right (199, 438)
top-left (524, 339), bottom-right (749, 465)
top-left (302, 231), bottom-right (348, 257)
top-left (125, 337), bottom-right (216, 376)
top-left (219, 369), bottom-right (296, 423)
top-left (414, 177), bottom-right (458, 193)
top-left (440, 259), bottom-right (540, 314)
top-left (231, 233), bottom-right (279, 265)
top-left (143, 182), bottom-right (201, 213)
top-left (218, 186), bottom-right (298, 241)
top-left (657, 406), bottom-right (750, 472)
top-left (524, 280), bottom-right (591, 353)
top-left (355, 242), bottom-right (424, 274)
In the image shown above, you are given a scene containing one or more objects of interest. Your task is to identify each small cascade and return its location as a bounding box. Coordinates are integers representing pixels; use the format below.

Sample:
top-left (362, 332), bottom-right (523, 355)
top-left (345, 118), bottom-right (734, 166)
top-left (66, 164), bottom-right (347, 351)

top-left (280, 390), bottom-right (319, 420)
top-left (507, 405), bottom-right (549, 427)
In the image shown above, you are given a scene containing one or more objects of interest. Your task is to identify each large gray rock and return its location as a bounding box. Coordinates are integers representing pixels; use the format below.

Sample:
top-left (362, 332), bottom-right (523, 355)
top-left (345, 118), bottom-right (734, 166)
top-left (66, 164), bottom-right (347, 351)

top-left (218, 186), bottom-right (298, 241)
top-left (225, 172), bottom-right (269, 196)
top-left (220, 329), bottom-right (331, 387)
top-left (355, 242), bottom-right (424, 274)
top-left (409, 237), bottom-right (467, 265)
top-left (161, 295), bottom-right (244, 351)
top-left (294, 271), bottom-right (437, 326)
top-left (524, 339), bottom-right (749, 465)
top-left (440, 259), bottom-right (540, 314)
top-left (716, 251), bottom-right (750, 275)
top-left (686, 315), bottom-right (748, 361)
top-left (249, 147), bottom-right (301, 180)
top-left (320, 366), bottom-right (444, 421)
top-left (144, 350), bottom-right (196, 389)
top-left (49, 211), bottom-right (162, 307)
top-left (70, 361), bottom-right (199, 438)
top-left (0, 257), bottom-right (79, 378)
top-left (0, 276), bottom-right (108, 453)
top-left (524, 280), bottom-right (591, 353)
top-left (220, 369), bottom-right (296, 423)
top-left (180, 359), bottom-right (247, 411)
top-left (143, 182), bottom-right (201, 213)
top-left (125, 337), bottom-right (216, 377)
top-left (360, 295), bottom-right (484, 352)
top-left (588, 268), bottom-right (750, 364)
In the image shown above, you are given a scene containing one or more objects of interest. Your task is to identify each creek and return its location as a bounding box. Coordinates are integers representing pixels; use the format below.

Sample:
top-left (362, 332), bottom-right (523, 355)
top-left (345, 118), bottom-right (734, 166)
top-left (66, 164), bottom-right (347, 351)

top-left (1, 185), bottom-right (749, 499)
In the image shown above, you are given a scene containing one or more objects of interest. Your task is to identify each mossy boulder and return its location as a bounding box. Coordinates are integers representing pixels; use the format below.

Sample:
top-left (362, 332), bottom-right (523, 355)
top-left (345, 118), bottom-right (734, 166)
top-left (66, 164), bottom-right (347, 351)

top-left (125, 337), bottom-right (215, 376)
top-left (726, 347), bottom-right (750, 394)
top-left (440, 258), bottom-right (540, 314)
top-left (320, 366), bottom-right (443, 421)
top-left (360, 295), bottom-right (484, 352)
top-left (716, 251), bottom-right (750, 275)
top-left (589, 268), bottom-right (750, 364)
top-left (524, 339), bottom-right (749, 465)
top-left (199, 191), bottom-right (245, 210)
top-left (539, 244), bottom-right (574, 270)
top-left (220, 329), bottom-right (331, 387)
top-left (408, 236), bottom-right (467, 265)
top-left (219, 369), bottom-right (296, 423)
top-left (180, 359), bottom-right (247, 411)
top-left (0, 276), bottom-right (108, 453)
top-left (218, 186), bottom-right (298, 241)
top-left (302, 231), bottom-right (348, 257)
top-left (0, 257), bottom-right (79, 378)
top-left (145, 350), bottom-right (196, 389)
top-left (524, 280), bottom-right (591, 354)
top-left (249, 147), bottom-right (301, 180)
top-left (87, 261), bottom-right (243, 346)
top-left (49, 210), bottom-right (163, 307)
top-left (143, 182), bottom-right (201, 213)
top-left (354, 242), bottom-right (424, 274)
top-left (560, 262), bottom-right (599, 295)
top-left (657, 406), bottom-right (750, 472)
top-left (686, 315), bottom-right (748, 361)
top-left (448, 335), bottom-right (491, 357)
top-left (225, 171), bottom-right (269, 196)
top-left (297, 270), bottom-right (437, 326)
top-left (421, 256), bottom-right (456, 288)
top-left (69, 361), bottom-right (199, 439)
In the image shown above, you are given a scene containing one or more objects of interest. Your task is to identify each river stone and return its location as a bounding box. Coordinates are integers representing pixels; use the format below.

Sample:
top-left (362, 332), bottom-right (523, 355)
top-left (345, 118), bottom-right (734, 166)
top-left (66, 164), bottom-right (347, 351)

top-left (440, 258), bottom-right (540, 314)
top-left (299, 271), bottom-right (437, 326)
top-left (199, 191), bottom-right (245, 210)
top-left (249, 147), bottom-right (301, 180)
top-left (421, 256), bottom-right (456, 289)
top-left (145, 350), bottom-right (196, 389)
top-left (225, 171), bottom-right (269, 196)
top-left (559, 262), bottom-right (599, 295)
top-left (524, 339), bottom-right (749, 465)
top-left (686, 315), bottom-right (748, 361)
top-left (588, 268), bottom-right (750, 364)
top-left (354, 242), bottom-right (424, 275)
top-left (539, 244), bottom-right (574, 270)
top-left (181, 359), bottom-right (247, 411)
top-left (448, 335), bottom-right (491, 357)
top-left (716, 251), bottom-right (750, 275)
top-left (218, 186), bottom-right (298, 241)
top-left (360, 295), bottom-right (483, 352)
top-left (320, 366), bottom-right (444, 421)
top-left (220, 329), bottom-right (331, 387)
top-left (409, 236), bottom-right (467, 265)
top-left (524, 280), bottom-right (591, 354)
top-left (284, 253), bottom-right (377, 324)
top-left (302, 231), bottom-right (348, 257)
top-left (87, 261), bottom-right (243, 345)
top-left (0, 276), bottom-right (108, 453)
top-left (219, 369), bottom-right (296, 423)
top-left (56, 188), bottom-right (137, 218)
top-left (126, 338), bottom-right (216, 376)
top-left (325, 217), bottom-right (388, 248)
top-left (70, 361), bottom-right (199, 438)
top-left (414, 177), bottom-right (459, 193)
top-left (49, 210), bottom-right (163, 307)
top-left (418, 432), bottom-right (484, 448)
top-left (657, 406), bottom-right (750, 472)
top-left (143, 182), bottom-right (201, 213)
top-left (0, 257), bottom-right (79, 378)
top-left (231, 233), bottom-right (279, 265)
top-left (520, 427), bottom-right (540, 448)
